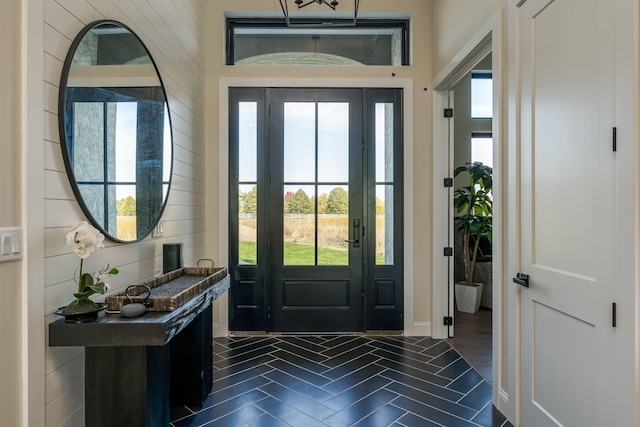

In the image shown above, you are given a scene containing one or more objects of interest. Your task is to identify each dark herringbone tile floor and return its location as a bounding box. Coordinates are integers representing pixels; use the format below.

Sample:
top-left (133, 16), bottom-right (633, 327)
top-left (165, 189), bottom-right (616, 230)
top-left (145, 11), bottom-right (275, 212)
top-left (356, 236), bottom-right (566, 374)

top-left (170, 336), bottom-right (513, 427)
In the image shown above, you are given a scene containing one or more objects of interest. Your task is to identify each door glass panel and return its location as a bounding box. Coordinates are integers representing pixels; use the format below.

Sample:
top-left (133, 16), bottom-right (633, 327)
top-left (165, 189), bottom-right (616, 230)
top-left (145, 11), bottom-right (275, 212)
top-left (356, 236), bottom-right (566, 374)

top-left (375, 103), bottom-right (394, 182)
top-left (79, 184), bottom-right (105, 223)
top-left (109, 103), bottom-right (136, 182)
top-left (238, 102), bottom-right (257, 182)
top-left (284, 185), bottom-right (316, 265)
top-left (238, 101), bottom-right (258, 265)
top-left (73, 102), bottom-right (105, 182)
top-left (239, 184), bottom-right (257, 264)
top-left (284, 101), bottom-right (351, 267)
top-left (112, 103), bottom-right (136, 241)
top-left (376, 185), bottom-right (394, 265)
top-left (318, 185), bottom-right (349, 266)
top-left (114, 184), bottom-right (136, 240)
top-left (375, 102), bottom-right (394, 265)
top-left (284, 102), bottom-right (315, 182)
top-left (318, 103), bottom-right (349, 182)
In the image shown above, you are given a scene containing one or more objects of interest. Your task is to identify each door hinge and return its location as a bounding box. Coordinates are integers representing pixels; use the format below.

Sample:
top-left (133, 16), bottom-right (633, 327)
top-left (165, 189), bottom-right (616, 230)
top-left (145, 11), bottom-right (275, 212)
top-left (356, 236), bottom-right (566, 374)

top-left (444, 247), bottom-right (453, 257)
top-left (444, 177), bottom-right (453, 187)
top-left (613, 127), bottom-right (617, 152)
top-left (444, 316), bottom-right (453, 326)
top-left (612, 302), bottom-right (617, 327)
top-left (444, 108), bottom-right (453, 118)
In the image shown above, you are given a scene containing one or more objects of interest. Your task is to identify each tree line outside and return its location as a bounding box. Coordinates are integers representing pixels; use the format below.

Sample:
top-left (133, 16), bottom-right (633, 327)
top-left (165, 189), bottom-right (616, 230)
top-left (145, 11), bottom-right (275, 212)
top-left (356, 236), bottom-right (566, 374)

top-left (239, 185), bottom-right (385, 215)
top-left (116, 195), bottom-right (136, 216)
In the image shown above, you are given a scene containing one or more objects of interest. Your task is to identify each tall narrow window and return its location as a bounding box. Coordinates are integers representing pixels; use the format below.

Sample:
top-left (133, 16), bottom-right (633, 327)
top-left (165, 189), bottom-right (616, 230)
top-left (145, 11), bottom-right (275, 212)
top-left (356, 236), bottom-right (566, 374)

top-left (375, 102), bottom-right (394, 265)
top-left (471, 71), bottom-right (493, 119)
top-left (471, 132), bottom-right (493, 168)
top-left (238, 102), bottom-right (258, 264)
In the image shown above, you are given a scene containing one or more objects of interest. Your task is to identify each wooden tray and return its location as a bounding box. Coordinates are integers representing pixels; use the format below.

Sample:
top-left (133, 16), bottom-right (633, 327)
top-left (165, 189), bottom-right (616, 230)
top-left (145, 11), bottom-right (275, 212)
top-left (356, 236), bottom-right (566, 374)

top-left (105, 266), bottom-right (228, 312)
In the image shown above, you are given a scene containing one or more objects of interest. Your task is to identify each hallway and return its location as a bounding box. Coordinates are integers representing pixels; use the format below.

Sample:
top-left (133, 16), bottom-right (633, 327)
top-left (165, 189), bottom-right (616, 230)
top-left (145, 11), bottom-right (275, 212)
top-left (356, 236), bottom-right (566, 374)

top-left (170, 335), bottom-right (512, 426)
top-left (447, 308), bottom-right (492, 382)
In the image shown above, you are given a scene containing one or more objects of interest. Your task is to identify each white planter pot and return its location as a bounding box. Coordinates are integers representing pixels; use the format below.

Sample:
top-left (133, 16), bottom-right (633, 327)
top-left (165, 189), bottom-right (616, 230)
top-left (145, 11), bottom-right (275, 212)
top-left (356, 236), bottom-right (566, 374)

top-left (455, 282), bottom-right (484, 313)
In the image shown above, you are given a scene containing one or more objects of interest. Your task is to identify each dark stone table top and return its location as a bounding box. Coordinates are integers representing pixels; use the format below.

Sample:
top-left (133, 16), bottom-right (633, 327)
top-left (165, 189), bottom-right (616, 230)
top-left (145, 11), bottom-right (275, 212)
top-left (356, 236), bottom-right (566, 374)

top-left (49, 275), bottom-right (229, 347)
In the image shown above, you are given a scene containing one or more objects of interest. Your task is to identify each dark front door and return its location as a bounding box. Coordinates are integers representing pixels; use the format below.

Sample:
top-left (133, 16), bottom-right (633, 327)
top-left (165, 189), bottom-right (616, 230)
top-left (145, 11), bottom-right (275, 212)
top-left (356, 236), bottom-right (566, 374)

top-left (268, 89), bottom-right (364, 332)
top-left (229, 87), bottom-right (403, 333)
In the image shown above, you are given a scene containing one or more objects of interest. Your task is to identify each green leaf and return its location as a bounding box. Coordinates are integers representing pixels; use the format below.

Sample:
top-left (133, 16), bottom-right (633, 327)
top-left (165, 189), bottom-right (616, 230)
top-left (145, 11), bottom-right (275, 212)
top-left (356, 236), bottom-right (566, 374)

top-left (73, 290), bottom-right (93, 299)
top-left (79, 272), bottom-right (94, 288)
top-left (108, 268), bottom-right (119, 275)
top-left (88, 284), bottom-right (105, 294)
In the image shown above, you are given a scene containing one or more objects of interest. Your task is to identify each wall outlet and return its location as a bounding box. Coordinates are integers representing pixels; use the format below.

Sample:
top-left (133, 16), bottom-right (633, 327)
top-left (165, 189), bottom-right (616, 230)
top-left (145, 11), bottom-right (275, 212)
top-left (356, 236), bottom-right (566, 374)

top-left (0, 227), bottom-right (22, 263)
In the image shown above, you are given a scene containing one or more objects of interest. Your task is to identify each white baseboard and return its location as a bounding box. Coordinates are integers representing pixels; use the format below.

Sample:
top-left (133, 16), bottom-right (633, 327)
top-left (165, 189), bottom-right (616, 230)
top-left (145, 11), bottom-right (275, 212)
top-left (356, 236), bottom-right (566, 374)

top-left (498, 388), bottom-right (508, 405)
top-left (214, 322), bottom-right (434, 337)
top-left (213, 322), bottom-right (228, 337)
top-left (411, 321), bottom-right (432, 337)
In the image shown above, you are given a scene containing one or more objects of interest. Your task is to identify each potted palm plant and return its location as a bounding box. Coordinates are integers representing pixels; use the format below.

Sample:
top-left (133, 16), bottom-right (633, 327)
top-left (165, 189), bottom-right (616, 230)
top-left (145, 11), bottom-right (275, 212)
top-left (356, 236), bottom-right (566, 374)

top-left (454, 162), bottom-right (492, 313)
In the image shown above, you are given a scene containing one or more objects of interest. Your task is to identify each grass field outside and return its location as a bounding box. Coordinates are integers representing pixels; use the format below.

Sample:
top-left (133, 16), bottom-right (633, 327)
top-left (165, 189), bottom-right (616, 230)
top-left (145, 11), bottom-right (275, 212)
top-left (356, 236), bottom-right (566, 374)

top-left (116, 216), bottom-right (136, 240)
top-left (239, 241), bottom-right (385, 265)
top-left (239, 214), bottom-right (390, 265)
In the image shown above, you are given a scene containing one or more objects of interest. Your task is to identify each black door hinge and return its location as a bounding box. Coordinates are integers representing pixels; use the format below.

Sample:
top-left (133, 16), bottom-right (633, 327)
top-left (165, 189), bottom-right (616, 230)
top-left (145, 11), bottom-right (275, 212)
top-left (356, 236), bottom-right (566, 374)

top-left (444, 108), bottom-right (454, 118)
top-left (444, 316), bottom-right (453, 326)
top-left (613, 127), bottom-right (617, 152)
top-left (612, 302), bottom-right (617, 327)
top-left (444, 177), bottom-right (453, 187)
top-left (444, 247), bottom-right (453, 257)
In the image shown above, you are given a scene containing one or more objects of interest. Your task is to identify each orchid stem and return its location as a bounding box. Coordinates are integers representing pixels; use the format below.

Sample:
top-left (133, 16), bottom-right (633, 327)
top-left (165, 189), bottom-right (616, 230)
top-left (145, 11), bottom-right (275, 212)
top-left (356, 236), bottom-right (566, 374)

top-left (78, 258), bottom-right (84, 294)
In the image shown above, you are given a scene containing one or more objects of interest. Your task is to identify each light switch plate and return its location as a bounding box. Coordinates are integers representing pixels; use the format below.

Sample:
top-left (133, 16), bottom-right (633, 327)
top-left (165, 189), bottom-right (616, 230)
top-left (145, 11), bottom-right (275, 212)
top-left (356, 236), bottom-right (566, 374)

top-left (151, 221), bottom-right (163, 238)
top-left (0, 227), bottom-right (22, 263)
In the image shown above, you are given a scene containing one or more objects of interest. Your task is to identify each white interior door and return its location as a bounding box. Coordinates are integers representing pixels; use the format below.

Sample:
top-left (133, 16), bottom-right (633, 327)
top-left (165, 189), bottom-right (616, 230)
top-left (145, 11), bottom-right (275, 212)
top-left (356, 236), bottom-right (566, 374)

top-left (518, 0), bottom-right (617, 425)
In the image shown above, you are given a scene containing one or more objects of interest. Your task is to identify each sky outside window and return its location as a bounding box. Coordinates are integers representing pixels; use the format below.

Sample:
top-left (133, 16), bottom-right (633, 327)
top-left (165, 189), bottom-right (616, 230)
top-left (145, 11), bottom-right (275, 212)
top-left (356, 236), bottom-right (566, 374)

top-left (471, 71), bottom-right (493, 119)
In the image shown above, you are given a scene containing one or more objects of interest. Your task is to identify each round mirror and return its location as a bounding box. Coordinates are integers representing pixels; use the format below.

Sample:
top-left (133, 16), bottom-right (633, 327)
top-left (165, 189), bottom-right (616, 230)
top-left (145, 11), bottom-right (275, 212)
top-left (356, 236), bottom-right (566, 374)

top-left (59, 20), bottom-right (172, 242)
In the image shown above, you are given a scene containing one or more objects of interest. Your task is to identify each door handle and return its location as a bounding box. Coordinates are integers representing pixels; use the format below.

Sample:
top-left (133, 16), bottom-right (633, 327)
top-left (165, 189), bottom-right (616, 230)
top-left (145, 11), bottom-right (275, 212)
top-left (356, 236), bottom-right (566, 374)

top-left (513, 273), bottom-right (530, 288)
top-left (344, 219), bottom-right (360, 248)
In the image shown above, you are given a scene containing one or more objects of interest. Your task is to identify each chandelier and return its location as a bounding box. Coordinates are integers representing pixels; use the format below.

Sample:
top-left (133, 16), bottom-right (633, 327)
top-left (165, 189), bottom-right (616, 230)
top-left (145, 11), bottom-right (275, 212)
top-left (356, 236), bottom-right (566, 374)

top-left (278, 0), bottom-right (360, 26)
top-left (295, 0), bottom-right (339, 10)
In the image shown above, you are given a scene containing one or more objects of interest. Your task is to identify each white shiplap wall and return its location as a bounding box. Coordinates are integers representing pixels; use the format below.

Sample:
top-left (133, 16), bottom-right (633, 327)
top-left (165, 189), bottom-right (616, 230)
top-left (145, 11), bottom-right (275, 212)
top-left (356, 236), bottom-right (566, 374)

top-left (42, 1), bottom-right (206, 425)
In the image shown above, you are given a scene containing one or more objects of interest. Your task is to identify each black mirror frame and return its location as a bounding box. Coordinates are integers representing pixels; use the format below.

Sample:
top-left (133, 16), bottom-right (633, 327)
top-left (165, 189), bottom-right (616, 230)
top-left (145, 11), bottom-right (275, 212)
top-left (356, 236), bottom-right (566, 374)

top-left (58, 20), bottom-right (173, 243)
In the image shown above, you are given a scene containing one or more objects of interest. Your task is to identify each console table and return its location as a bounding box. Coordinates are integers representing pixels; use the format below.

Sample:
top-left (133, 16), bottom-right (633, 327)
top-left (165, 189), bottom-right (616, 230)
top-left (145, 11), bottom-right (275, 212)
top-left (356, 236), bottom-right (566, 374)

top-left (49, 275), bottom-right (229, 427)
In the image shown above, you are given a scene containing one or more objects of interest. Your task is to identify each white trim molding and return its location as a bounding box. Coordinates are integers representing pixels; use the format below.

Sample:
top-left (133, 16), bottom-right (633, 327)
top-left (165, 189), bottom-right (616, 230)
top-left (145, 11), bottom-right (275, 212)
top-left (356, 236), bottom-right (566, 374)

top-left (411, 321), bottom-right (432, 337)
top-left (429, 5), bottom-right (510, 422)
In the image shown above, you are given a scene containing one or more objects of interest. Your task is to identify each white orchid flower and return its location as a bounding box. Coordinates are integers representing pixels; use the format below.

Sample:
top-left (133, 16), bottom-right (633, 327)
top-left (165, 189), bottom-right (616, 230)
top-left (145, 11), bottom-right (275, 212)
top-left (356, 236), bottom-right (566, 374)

top-left (64, 222), bottom-right (118, 304)
top-left (66, 221), bottom-right (105, 259)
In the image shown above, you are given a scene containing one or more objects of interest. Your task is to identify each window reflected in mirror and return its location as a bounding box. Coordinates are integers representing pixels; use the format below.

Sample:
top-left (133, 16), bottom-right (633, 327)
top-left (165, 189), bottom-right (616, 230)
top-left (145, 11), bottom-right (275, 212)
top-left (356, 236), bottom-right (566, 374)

top-left (60, 21), bottom-right (172, 242)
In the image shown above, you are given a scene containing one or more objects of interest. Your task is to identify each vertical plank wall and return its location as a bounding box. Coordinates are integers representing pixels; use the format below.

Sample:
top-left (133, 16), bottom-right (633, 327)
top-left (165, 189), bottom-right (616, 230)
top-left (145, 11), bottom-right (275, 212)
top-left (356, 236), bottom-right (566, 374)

top-left (42, 0), bottom-right (206, 425)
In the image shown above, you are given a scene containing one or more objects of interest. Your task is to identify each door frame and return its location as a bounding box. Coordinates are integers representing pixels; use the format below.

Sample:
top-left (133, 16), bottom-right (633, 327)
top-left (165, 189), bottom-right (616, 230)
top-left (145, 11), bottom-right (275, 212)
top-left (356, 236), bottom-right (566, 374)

top-left (217, 77), bottom-right (415, 336)
top-left (430, 7), bottom-right (509, 418)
